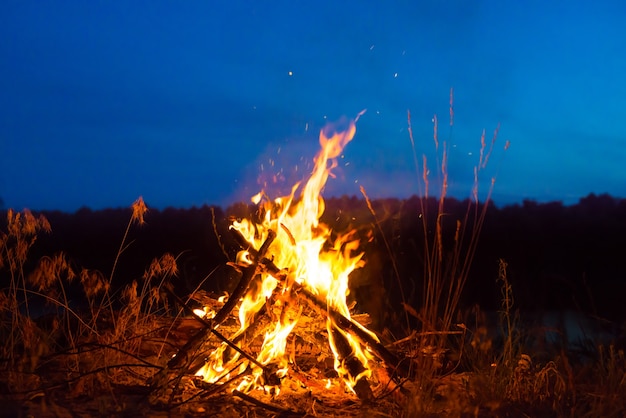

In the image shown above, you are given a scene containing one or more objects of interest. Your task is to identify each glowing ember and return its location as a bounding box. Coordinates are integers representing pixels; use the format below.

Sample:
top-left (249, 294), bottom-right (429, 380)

top-left (196, 111), bottom-right (378, 395)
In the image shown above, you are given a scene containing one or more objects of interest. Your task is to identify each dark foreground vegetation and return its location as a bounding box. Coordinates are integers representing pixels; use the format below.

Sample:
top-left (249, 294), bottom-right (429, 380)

top-left (1, 192), bottom-right (625, 417)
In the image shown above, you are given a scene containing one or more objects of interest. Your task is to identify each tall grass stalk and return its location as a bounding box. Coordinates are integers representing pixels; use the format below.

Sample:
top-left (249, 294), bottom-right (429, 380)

top-left (100, 197), bottom-right (148, 327)
top-left (408, 91), bottom-right (508, 350)
top-left (360, 186), bottom-right (409, 329)
top-left (497, 258), bottom-right (516, 366)
top-left (0, 209), bottom-right (51, 365)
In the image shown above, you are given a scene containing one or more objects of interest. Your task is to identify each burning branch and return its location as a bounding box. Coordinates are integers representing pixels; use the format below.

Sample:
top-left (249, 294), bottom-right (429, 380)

top-left (166, 229), bottom-right (276, 371)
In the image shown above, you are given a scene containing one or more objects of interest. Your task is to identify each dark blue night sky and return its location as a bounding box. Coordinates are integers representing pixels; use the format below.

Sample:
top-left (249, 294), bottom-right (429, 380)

top-left (2, 1), bottom-right (625, 212)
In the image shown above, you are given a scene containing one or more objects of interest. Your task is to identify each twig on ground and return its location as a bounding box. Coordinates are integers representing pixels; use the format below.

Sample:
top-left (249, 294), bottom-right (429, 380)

top-left (233, 389), bottom-right (304, 416)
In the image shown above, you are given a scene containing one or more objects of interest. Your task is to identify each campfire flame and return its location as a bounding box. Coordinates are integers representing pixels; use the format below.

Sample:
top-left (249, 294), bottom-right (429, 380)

top-left (196, 112), bottom-right (378, 394)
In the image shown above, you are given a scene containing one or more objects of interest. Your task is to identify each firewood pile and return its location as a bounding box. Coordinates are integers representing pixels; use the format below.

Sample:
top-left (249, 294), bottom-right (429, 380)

top-left (145, 229), bottom-right (414, 417)
top-left (140, 116), bottom-right (424, 416)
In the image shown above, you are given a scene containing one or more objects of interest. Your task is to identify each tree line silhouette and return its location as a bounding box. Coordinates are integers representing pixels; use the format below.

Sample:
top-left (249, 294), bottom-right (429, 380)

top-left (2, 193), bottom-right (625, 326)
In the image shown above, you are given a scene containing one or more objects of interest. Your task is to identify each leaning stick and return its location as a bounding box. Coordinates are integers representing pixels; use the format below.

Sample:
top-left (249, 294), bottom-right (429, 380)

top-left (233, 389), bottom-right (302, 416)
top-left (165, 229), bottom-right (276, 371)
top-left (330, 325), bottom-right (373, 401)
top-left (161, 284), bottom-right (265, 371)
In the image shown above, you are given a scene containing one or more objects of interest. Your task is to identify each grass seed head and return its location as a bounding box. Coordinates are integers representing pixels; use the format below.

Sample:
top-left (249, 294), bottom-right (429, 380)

top-left (131, 196), bottom-right (148, 225)
top-left (80, 269), bottom-right (110, 298)
top-left (27, 253), bottom-right (75, 291)
top-left (143, 253), bottom-right (178, 281)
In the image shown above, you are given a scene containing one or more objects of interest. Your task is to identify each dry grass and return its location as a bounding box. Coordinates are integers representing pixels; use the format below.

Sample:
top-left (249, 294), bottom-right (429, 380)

top-left (359, 94), bottom-right (508, 412)
top-left (358, 97), bottom-right (624, 417)
top-left (0, 201), bottom-right (180, 415)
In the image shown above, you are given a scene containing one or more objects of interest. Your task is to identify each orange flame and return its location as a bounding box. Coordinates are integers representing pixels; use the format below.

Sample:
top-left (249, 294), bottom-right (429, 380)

top-left (197, 112), bottom-right (376, 393)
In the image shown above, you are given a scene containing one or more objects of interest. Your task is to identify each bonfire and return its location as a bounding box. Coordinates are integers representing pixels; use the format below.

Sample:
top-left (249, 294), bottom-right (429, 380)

top-left (149, 112), bottom-right (409, 411)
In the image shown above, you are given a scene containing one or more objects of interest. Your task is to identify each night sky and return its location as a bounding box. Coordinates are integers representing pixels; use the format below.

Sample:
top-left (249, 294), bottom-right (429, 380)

top-left (2, 1), bottom-right (625, 212)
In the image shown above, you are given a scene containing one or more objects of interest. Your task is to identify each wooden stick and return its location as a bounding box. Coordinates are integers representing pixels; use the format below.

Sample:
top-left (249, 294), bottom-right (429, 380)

top-left (166, 230), bottom-right (276, 371)
top-left (330, 326), bottom-right (373, 401)
top-left (233, 389), bottom-right (303, 416)
top-left (161, 284), bottom-right (265, 371)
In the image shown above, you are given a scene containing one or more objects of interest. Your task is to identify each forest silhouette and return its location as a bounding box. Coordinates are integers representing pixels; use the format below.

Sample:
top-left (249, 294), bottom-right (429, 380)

top-left (2, 192), bottom-right (624, 328)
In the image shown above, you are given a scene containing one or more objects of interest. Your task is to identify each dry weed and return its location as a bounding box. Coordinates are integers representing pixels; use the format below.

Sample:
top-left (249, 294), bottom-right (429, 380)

top-left (578, 344), bottom-right (626, 416)
top-left (131, 196), bottom-right (148, 225)
top-left (80, 268), bottom-right (109, 299)
top-left (1, 209), bottom-right (50, 275)
top-left (27, 253), bottom-right (75, 292)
